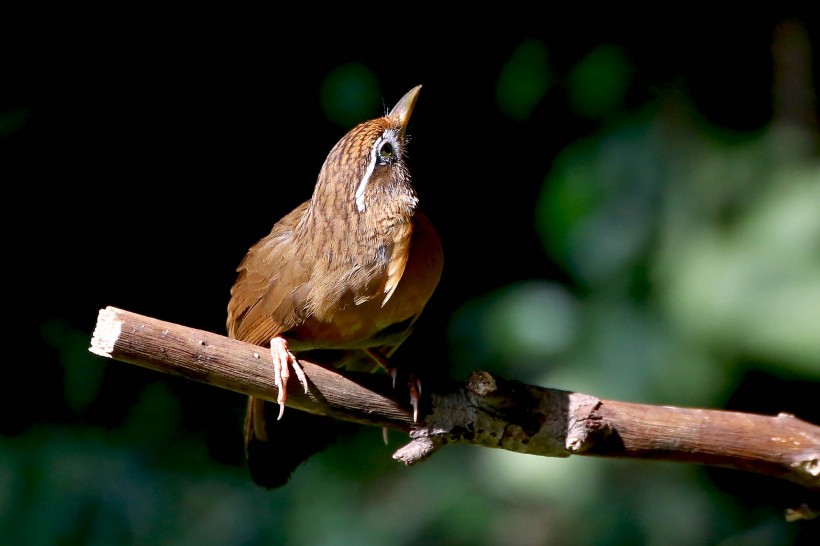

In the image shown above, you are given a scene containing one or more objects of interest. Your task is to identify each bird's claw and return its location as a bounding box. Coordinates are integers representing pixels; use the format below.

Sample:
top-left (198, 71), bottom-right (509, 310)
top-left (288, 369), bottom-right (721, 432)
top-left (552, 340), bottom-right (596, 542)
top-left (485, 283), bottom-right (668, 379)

top-left (408, 376), bottom-right (421, 422)
top-left (367, 350), bottom-right (422, 422)
top-left (387, 367), bottom-right (421, 422)
top-left (270, 337), bottom-right (309, 420)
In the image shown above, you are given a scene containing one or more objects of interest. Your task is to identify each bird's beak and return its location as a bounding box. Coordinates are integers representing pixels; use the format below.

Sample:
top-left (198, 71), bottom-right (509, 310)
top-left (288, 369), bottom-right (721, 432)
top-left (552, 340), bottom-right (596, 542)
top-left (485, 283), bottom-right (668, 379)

top-left (390, 85), bottom-right (422, 137)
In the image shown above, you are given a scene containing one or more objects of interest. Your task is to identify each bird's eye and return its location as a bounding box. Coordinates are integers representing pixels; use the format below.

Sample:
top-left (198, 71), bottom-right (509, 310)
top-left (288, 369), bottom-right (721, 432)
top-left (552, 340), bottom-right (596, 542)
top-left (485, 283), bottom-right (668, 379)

top-left (377, 141), bottom-right (395, 164)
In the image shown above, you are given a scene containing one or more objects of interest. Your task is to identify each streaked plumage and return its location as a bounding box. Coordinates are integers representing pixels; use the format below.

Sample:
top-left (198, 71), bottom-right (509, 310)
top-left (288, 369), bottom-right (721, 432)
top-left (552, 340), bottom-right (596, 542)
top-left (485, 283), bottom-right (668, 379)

top-left (226, 86), bottom-right (442, 487)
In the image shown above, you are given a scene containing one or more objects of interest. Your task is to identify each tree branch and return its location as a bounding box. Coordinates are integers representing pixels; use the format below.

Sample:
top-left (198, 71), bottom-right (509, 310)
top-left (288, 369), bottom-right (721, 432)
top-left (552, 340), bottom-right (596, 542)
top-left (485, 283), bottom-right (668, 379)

top-left (89, 306), bottom-right (820, 499)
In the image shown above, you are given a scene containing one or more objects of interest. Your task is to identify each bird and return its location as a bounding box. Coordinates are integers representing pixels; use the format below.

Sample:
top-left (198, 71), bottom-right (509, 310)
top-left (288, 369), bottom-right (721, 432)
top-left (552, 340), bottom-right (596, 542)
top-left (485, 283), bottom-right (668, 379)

top-left (226, 85), bottom-right (443, 488)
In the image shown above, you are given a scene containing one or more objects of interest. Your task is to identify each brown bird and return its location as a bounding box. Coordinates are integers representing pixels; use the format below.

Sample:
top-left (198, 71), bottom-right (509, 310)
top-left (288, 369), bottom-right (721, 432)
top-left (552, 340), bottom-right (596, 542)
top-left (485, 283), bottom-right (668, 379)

top-left (226, 85), bottom-right (443, 488)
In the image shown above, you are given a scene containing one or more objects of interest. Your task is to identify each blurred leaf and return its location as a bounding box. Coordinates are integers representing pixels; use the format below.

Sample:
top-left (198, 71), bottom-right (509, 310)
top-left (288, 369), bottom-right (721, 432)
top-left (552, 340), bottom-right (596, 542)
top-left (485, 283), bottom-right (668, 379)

top-left (496, 38), bottom-right (552, 120)
top-left (545, 301), bottom-right (730, 406)
top-left (41, 319), bottom-right (106, 413)
top-left (0, 107), bottom-right (28, 137)
top-left (320, 63), bottom-right (381, 127)
top-left (448, 280), bottom-right (579, 380)
top-left (0, 427), bottom-right (279, 545)
top-left (657, 165), bottom-right (820, 374)
top-left (535, 116), bottom-right (661, 287)
top-left (118, 381), bottom-right (183, 449)
top-left (568, 45), bottom-right (633, 120)
top-left (289, 444), bottom-right (496, 545)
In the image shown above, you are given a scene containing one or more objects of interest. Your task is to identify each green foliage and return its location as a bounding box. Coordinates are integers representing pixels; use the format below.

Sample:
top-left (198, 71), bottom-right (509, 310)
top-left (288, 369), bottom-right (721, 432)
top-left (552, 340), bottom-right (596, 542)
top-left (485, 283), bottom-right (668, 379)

top-left (567, 45), bottom-right (633, 120)
top-left (42, 319), bottom-right (107, 413)
top-left (320, 63), bottom-right (381, 128)
top-left (536, 117), bottom-right (661, 287)
top-left (496, 38), bottom-right (552, 120)
top-left (0, 106), bottom-right (28, 137)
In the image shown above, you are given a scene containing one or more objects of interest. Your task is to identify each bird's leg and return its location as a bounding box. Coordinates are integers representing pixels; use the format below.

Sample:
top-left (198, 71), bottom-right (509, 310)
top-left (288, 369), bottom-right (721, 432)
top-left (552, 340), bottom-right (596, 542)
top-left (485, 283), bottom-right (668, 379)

top-left (270, 337), bottom-right (309, 420)
top-left (363, 348), bottom-right (421, 422)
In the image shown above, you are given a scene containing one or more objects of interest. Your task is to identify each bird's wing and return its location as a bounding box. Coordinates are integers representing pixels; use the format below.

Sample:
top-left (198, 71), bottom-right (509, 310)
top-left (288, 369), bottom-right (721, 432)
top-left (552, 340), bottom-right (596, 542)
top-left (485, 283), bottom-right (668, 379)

top-left (226, 201), bottom-right (311, 347)
top-left (366, 209), bottom-right (444, 361)
top-left (226, 200), bottom-right (336, 489)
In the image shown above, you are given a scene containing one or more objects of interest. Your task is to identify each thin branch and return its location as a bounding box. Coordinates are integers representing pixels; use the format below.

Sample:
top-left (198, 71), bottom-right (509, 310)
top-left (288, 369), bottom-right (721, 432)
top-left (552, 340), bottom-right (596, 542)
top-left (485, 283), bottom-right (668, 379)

top-left (89, 306), bottom-right (412, 430)
top-left (89, 306), bottom-right (820, 497)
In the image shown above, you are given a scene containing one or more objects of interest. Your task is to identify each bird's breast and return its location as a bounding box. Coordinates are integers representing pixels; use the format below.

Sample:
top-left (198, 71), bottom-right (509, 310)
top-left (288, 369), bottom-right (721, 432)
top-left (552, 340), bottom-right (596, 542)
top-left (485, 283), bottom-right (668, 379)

top-left (290, 212), bottom-right (442, 351)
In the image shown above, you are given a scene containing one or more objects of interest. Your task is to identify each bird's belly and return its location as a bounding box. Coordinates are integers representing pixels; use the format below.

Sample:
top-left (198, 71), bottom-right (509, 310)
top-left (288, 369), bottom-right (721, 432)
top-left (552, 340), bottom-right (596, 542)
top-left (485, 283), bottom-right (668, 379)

top-left (287, 297), bottom-right (415, 351)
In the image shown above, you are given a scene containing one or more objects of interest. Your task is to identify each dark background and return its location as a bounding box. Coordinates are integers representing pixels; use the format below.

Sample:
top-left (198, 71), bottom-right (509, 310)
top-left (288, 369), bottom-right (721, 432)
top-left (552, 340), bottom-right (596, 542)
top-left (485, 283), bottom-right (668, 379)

top-left (3, 12), bottom-right (819, 545)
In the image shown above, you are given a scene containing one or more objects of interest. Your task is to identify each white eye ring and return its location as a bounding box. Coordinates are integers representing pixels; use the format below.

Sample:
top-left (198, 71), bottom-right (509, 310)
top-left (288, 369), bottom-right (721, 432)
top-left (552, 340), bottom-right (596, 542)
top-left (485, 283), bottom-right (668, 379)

top-left (355, 133), bottom-right (399, 213)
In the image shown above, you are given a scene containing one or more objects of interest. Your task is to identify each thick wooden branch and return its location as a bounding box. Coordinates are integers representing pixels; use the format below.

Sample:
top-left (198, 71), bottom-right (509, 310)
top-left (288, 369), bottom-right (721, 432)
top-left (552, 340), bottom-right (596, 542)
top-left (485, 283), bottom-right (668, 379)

top-left (90, 306), bottom-right (820, 498)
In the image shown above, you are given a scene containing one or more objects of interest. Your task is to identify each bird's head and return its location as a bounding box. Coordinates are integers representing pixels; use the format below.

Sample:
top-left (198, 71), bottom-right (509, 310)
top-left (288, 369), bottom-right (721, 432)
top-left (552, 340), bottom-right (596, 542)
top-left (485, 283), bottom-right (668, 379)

top-left (310, 85), bottom-right (422, 222)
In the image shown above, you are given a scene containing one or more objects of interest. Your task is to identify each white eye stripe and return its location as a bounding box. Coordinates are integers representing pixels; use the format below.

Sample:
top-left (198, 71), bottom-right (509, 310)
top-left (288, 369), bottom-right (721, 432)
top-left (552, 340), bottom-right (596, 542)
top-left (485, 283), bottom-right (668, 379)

top-left (355, 133), bottom-right (398, 213)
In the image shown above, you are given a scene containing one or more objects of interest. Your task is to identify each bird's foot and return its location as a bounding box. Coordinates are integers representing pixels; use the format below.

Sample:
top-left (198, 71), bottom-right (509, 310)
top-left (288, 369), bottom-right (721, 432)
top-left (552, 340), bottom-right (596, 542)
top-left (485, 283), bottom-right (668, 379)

top-left (387, 368), bottom-right (422, 422)
top-left (380, 374), bottom-right (421, 444)
top-left (363, 349), bottom-right (422, 422)
top-left (270, 337), bottom-right (309, 420)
